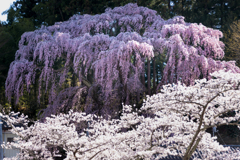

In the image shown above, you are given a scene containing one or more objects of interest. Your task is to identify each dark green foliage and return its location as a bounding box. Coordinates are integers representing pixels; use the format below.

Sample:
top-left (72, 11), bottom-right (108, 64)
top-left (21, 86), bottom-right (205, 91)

top-left (0, 30), bottom-right (16, 77)
top-left (0, 13), bottom-right (35, 117)
top-left (223, 20), bottom-right (240, 67)
top-left (190, 0), bottom-right (240, 30)
top-left (0, 28), bottom-right (17, 110)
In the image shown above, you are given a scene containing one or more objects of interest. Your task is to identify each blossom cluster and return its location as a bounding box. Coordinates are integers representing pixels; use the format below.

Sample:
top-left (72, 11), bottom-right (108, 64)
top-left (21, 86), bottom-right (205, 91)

top-left (2, 70), bottom-right (240, 160)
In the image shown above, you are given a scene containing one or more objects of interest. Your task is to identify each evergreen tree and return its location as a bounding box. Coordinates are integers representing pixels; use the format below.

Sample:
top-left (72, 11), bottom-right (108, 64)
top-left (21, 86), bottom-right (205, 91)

top-left (191, 0), bottom-right (240, 30)
top-left (223, 20), bottom-right (240, 67)
top-left (0, 25), bottom-right (17, 112)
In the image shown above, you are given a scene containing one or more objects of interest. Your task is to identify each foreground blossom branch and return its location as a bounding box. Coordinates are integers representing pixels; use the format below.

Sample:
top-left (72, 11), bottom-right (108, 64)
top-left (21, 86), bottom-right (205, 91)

top-left (2, 70), bottom-right (240, 160)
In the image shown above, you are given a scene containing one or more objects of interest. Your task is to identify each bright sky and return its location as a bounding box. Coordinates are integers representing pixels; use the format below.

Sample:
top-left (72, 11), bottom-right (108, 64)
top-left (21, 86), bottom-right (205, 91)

top-left (0, 0), bottom-right (16, 22)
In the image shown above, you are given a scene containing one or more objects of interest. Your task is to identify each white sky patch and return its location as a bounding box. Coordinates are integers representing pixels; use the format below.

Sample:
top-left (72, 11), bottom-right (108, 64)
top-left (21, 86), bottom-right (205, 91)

top-left (0, 0), bottom-right (16, 22)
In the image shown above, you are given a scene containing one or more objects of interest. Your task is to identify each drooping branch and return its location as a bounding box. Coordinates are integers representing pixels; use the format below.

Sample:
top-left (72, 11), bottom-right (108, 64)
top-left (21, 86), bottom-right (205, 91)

top-left (5, 3), bottom-right (240, 119)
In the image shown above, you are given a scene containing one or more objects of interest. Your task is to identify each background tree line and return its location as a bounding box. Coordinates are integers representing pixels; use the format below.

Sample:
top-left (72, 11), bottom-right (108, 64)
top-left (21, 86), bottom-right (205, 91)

top-left (0, 0), bottom-right (239, 120)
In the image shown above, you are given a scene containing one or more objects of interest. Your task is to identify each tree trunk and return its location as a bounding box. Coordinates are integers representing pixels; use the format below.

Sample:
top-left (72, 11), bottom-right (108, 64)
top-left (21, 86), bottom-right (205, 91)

top-left (0, 117), bottom-right (3, 160)
top-left (141, 59), bottom-right (145, 87)
top-left (147, 59), bottom-right (151, 95)
top-left (182, 0), bottom-right (184, 16)
top-left (168, 0), bottom-right (171, 15)
top-left (137, 91), bottom-right (140, 106)
top-left (220, 0), bottom-right (224, 29)
top-left (183, 137), bottom-right (201, 160)
top-left (153, 57), bottom-right (156, 94)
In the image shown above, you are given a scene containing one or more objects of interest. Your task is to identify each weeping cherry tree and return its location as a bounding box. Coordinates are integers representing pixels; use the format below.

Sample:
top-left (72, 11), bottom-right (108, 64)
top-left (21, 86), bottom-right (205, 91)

top-left (5, 3), bottom-right (240, 118)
